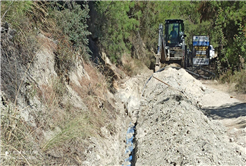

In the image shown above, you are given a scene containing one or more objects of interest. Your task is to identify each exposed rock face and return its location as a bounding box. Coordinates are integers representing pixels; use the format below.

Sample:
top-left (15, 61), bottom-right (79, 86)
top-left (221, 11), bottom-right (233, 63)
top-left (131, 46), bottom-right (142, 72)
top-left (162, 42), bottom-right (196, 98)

top-left (1, 23), bottom-right (130, 165)
top-left (1, 22), bottom-right (25, 103)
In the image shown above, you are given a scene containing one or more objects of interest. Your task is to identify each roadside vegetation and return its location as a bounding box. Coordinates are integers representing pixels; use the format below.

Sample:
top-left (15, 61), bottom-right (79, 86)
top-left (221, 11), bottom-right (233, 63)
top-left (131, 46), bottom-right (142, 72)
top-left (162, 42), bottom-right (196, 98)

top-left (1, 1), bottom-right (245, 165)
top-left (1, 1), bottom-right (112, 165)
top-left (94, 1), bottom-right (246, 92)
top-left (2, 1), bottom-right (245, 90)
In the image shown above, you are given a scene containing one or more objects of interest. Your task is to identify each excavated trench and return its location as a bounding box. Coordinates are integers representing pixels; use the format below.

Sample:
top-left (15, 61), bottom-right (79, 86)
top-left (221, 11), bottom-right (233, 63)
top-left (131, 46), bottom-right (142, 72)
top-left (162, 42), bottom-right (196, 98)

top-left (131, 124), bottom-right (138, 166)
top-left (119, 66), bottom-right (246, 166)
top-left (123, 122), bottom-right (137, 166)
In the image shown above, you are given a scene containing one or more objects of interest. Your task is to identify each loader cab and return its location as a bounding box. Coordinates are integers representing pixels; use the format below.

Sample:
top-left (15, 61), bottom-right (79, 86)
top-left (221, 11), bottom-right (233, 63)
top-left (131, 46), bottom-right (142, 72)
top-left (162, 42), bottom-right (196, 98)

top-left (165, 19), bottom-right (185, 47)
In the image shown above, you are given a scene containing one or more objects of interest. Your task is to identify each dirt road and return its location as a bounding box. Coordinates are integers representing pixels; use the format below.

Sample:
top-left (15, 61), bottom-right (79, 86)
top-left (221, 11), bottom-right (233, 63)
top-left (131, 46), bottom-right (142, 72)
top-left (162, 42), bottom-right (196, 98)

top-left (200, 80), bottom-right (246, 153)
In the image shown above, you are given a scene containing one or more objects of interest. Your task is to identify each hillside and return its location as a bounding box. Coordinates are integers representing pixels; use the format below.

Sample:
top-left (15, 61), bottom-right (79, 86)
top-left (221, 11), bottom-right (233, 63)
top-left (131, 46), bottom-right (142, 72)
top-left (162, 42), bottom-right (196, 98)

top-left (1, 1), bottom-right (246, 165)
top-left (1, 21), bottom-right (127, 165)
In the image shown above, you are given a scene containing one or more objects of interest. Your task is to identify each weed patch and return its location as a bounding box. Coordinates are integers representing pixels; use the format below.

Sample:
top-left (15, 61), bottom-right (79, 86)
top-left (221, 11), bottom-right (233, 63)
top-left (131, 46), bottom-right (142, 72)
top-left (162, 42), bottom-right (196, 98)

top-left (219, 69), bottom-right (246, 93)
top-left (233, 70), bottom-right (246, 93)
top-left (69, 63), bottom-right (118, 136)
top-left (1, 104), bottom-right (46, 165)
top-left (41, 113), bottom-right (94, 152)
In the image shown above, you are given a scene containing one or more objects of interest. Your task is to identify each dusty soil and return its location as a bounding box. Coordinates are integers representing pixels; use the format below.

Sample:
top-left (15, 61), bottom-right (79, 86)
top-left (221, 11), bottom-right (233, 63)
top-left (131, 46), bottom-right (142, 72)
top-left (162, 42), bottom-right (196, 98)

top-left (200, 80), bottom-right (246, 102)
top-left (118, 66), bottom-right (246, 165)
top-left (200, 79), bottom-right (246, 152)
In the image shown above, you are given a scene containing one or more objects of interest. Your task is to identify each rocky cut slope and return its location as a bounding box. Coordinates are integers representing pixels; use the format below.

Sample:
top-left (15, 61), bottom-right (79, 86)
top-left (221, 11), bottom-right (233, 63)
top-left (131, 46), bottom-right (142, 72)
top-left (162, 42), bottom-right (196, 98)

top-left (1, 22), bottom-right (130, 165)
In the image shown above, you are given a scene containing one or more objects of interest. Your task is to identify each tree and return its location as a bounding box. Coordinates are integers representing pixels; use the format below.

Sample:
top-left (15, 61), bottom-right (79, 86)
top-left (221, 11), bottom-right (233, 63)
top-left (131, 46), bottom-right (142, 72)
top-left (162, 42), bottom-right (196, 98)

top-left (198, 1), bottom-right (246, 70)
top-left (95, 1), bottom-right (139, 63)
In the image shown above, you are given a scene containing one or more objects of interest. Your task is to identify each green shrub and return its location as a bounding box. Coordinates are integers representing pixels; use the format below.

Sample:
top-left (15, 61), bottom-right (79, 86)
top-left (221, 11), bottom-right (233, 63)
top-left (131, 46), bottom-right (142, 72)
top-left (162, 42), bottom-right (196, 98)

top-left (95, 1), bottom-right (140, 64)
top-left (53, 1), bottom-right (91, 61)
top-left (233, 70), bottom-right (246, 93)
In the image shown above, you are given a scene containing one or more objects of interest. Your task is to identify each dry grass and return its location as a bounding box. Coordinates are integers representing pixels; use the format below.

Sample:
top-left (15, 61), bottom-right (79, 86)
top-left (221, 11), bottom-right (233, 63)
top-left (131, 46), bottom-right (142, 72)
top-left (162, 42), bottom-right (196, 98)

top-left (36, 77), bottom-right (65, 109)
top-left (37, 62), bottom-right (119, 163)
top-left (233, 69), bottom-right (246, 93)
top-left (0, 73), bottom-right (102, 165)
top-left (1, 2), bottom-right (102, 165)
top-left (70, 63), bottom-right (118, 135)
top-left (1, 11), bottom-right (46, 164)
top-left (41, 113), bottom-right (94, 151)
top-left (1, 56), bottom-right (119, 165)
top-left (219, 68), bottom-right (246, 93)
top-left (1, 103), bottom-right (46, 165)
top-left (37, 34), bottom-right (57, 54)
top-left (121, 54), bottom-right (148, 76)
top-left (78, 63), bottom-right (108, 100)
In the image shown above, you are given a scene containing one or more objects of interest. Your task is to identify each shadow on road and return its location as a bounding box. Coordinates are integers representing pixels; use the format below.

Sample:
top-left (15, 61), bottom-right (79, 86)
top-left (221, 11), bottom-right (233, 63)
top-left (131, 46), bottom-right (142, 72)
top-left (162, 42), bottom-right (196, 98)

top-left (202, 103), bottom-right (246, 120)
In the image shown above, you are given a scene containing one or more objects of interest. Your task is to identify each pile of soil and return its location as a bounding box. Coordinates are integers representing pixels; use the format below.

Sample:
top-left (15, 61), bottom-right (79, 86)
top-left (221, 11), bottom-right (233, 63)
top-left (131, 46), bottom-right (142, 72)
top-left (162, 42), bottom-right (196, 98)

top-left (119, 67), bottom-right (246, 165)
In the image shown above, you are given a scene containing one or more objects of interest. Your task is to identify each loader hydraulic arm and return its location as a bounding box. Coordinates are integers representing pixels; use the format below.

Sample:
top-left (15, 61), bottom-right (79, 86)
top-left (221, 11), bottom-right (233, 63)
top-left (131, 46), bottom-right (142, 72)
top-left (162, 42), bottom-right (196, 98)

top-left (155, 24), bottom-right (166, 71)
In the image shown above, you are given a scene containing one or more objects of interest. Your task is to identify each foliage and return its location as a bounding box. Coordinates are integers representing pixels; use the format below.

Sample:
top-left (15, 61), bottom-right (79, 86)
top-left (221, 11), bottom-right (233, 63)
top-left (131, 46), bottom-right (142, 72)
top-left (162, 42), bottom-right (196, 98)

top-left (95, 1), bottom-right (246, 71)
top-left (1, 1), bottom-right (33, 27)
top-left (95, 1), bottom-right (140, 63)
top-left (44, 1), bottom-right (92, 75)
top-left (225, 23), bottom-right (246, 70)
top-left (197, 1), bottom-right (246, 69)
top-left (53, 1), bottom-right (91, 59)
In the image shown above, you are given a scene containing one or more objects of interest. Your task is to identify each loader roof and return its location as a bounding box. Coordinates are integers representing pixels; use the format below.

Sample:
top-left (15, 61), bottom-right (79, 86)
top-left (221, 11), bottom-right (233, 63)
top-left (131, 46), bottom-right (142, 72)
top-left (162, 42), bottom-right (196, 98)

top-left (165, 19), bottom-right (183, 23)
